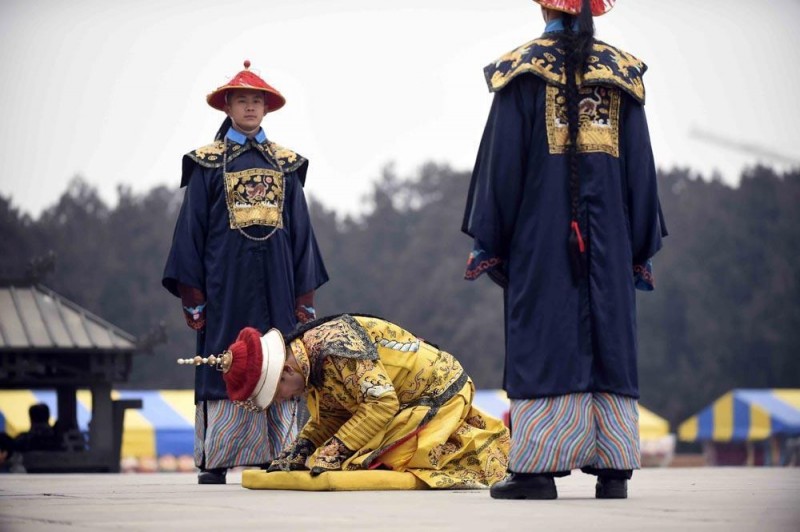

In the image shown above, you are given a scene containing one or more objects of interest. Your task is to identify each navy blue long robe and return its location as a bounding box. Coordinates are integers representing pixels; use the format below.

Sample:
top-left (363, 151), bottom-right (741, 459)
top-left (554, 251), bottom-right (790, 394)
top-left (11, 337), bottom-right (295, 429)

top-left (462, 37), bottom-right (666, 400)
top-left (163, 137), bottom-right (329, 402)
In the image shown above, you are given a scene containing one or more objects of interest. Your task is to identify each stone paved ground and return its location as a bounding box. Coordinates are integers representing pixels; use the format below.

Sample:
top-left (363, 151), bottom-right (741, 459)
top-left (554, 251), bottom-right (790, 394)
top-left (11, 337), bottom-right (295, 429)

top-left (1, 468), bottom-right (798, 531)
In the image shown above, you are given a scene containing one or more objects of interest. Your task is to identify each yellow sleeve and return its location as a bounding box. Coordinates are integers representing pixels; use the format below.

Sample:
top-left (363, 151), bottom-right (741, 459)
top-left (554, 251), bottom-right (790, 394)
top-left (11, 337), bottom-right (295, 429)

top-left (329, 356), bottom-right (399, 452)
top-left (298, 391), bottom-right (351, 448)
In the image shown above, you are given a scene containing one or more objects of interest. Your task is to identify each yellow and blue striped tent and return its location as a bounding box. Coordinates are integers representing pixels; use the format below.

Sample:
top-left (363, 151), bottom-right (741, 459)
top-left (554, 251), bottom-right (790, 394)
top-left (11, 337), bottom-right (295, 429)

top-left (0, 389), bottom-right (195, 458)
top-left (2, 389), bottom-right (674, 457)
top-left (473, 389), bottom-right (670, 440)
top-left (678, 389), bottom-right (800, 442)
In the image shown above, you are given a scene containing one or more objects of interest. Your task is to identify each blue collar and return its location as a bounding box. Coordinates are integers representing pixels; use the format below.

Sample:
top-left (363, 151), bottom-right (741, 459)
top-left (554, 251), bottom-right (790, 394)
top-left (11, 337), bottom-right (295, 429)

top-left (545, 19), bottom-right (565, 33)
top-left (544, 18), bottom-right (579, 33)
top-left (226, 127), bottom-right (267, 145)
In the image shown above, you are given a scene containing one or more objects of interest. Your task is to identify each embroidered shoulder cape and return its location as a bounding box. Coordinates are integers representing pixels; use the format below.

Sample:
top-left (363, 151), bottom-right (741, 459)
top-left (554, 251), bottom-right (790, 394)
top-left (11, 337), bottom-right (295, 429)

top-left (181, 140), bottom-right (308, 188)
top-left (484, 37), bottom-right (647, 104)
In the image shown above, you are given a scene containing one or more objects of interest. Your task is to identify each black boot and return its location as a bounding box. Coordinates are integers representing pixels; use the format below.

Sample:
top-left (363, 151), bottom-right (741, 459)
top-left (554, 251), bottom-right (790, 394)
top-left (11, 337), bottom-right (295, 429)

top-left (595, 477), bottom-right (627, 499)
top-left (490, 472), bottom-right (557, 500)
top-left (198, 468), bottom-right (227, 485)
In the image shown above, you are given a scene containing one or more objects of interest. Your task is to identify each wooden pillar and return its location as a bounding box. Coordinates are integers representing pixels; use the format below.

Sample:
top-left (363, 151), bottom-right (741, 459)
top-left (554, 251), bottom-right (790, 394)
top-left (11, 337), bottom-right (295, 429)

top-left (56, 385), bottom-right (78, 431)
top-left (771, 437), bottom-right (781, 466)
top-left (90, 381), bottom-right (113, 470)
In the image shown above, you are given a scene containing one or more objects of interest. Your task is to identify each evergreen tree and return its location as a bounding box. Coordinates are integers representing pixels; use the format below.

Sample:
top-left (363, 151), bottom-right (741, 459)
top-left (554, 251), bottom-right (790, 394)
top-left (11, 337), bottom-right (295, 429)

top-left (2, 165), bottom-right (798, 427)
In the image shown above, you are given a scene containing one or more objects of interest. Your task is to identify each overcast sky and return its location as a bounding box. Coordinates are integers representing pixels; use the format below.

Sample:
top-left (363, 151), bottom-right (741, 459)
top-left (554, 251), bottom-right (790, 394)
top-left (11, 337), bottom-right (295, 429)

top-left (1, 0), bottom-right (798, 218)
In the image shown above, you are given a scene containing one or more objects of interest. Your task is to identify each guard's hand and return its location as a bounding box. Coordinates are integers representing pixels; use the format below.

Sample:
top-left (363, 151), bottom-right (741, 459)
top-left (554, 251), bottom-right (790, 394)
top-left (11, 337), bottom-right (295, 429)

top-left (178, 284), bottom-right (206, 331)
top-left (182, 304), bottom-right (206, 330)
top-left (294, 291), bottom-right (316, 324)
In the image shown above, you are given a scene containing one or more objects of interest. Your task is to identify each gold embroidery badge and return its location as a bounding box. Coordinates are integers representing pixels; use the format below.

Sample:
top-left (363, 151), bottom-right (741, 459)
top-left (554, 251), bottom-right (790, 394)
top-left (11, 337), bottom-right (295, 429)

top-left (224, 168), bottom-right (284, 230)
top-left (545, 84), bottom-right (621, 157)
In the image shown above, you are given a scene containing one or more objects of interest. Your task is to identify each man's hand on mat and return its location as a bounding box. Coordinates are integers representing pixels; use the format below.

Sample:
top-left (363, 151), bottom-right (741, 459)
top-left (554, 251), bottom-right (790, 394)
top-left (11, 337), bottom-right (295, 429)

top-left (267, 460), bottom-right (309, 472)
top-left (309, 466), bottom-right (330, 476)
top-left (309, 436), bottom-right (354, 476)
top-left (267, 437), bottom-right (314, 472)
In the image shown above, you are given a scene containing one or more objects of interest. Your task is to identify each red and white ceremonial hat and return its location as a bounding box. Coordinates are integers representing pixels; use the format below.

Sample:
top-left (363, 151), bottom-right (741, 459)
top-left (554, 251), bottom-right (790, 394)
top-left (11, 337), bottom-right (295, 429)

top-left (534, 0), bottom-right (615, 16)
top-left (223, 327), bottom-right (287, 409)
top-left (206, 60), bottom-right (287, 113)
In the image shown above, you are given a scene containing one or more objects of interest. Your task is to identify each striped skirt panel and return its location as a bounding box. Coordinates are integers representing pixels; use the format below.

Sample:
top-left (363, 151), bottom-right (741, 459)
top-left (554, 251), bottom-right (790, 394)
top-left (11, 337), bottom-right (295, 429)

top-left (194, 399), bottom-right (298, 469)
top-left (509, 392), bottom-right (640, 473)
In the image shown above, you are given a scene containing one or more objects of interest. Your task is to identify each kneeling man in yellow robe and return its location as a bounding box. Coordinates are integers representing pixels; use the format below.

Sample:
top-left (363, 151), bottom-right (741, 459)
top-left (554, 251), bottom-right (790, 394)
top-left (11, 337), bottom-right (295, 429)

top-left (184, 314), bottom-right (509, 489)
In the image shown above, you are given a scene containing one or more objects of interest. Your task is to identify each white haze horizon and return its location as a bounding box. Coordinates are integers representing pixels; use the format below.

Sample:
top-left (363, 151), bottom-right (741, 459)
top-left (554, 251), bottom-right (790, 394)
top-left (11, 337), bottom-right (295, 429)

top-left (1, 0), bottom-right (798, 219)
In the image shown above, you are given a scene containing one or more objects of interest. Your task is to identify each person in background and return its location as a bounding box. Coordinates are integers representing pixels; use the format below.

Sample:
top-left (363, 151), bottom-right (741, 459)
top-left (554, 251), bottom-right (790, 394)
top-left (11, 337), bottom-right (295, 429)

top-left (163, 60), bottom-right (329, 485)
top-left (14, 403), bottom-right (62, 453)
top-left (0, 432), bottom-right (26, 473)
top-left (462, 0), bottom-right (667, 499)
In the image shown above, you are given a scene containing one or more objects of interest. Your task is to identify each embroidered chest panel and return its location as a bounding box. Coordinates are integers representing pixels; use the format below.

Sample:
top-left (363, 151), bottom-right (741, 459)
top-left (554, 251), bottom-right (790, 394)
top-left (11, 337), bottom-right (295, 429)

top-left (224, 168), bottom-right (284, 230)
top-left (545, 84), bottom-right (621, 157)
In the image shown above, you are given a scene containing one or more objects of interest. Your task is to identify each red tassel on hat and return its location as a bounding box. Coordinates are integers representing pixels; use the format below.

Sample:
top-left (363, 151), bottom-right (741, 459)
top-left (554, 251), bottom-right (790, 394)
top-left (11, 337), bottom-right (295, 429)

top-left (224, 327), bottom-right (264, 401)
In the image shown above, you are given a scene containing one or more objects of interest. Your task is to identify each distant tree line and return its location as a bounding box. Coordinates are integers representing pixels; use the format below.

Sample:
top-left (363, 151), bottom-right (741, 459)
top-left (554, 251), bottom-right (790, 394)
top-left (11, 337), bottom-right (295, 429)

top-left (1, 163), bottom-right (798, 428)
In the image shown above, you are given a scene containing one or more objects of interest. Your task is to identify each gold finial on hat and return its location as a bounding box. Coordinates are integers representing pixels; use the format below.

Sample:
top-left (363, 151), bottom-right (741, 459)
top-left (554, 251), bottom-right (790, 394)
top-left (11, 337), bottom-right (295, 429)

top-left (176, 350), bottom-right (233, 373)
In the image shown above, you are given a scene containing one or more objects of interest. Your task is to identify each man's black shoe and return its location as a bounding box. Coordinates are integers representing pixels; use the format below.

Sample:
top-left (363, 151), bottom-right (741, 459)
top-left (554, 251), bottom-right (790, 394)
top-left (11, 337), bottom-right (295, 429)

top-left (198, 468), bottom-right (227, 485)
top-left (595, 477), bottom-right (627, 499)
top-left (490, 472), bottom-right (557, 500)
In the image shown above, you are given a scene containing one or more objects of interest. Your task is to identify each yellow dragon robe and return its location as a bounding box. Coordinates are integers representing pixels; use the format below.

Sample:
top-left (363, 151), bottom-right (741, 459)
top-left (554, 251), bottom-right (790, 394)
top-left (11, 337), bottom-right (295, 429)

top-left (283, 314), bottom-right (509, 489)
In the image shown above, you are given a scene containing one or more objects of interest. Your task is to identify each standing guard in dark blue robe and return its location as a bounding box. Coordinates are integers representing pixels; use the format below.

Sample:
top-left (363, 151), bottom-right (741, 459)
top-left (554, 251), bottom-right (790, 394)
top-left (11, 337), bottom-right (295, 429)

top-left (462, 0), bottom-right (667, 499)
top-left (163, 61), bottom-right (329, 485)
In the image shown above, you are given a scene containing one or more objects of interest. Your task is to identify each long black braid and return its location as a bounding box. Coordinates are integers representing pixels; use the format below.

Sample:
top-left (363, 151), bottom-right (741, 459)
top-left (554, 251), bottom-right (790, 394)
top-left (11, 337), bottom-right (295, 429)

top-left (560, 0), bottom-right (595, 284)
top-left (214, 116), bottom-right (233, 141)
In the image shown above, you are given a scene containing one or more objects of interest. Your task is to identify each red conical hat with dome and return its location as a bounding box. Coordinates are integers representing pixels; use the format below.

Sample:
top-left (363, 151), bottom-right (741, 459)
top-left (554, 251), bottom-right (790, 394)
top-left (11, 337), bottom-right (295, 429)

top-left (223, 327), bottom-right (287, 409)
top-left (224, 327), bottom-right (265, 402)
top-left (534, 0), bottom-right (615, 16)
top-left (206, 60), bottom-right (286, 113)
top-left (176, 327), bottom-right (286, 410)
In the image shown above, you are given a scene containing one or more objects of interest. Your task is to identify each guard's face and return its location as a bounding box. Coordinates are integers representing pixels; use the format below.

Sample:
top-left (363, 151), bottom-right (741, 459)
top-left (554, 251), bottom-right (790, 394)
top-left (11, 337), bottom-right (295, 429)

top-left (224, 89), bottom-right (267, 131)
